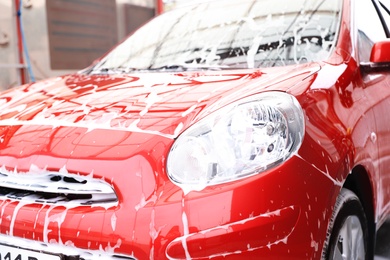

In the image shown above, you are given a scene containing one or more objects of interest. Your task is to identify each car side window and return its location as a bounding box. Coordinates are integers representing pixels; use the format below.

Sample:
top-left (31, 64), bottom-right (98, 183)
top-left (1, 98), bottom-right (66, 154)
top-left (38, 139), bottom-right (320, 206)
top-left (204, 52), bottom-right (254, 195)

top-left (378, 0), bottom-right (390, 31)
top-left (355, 0), bottom-right (387, 62)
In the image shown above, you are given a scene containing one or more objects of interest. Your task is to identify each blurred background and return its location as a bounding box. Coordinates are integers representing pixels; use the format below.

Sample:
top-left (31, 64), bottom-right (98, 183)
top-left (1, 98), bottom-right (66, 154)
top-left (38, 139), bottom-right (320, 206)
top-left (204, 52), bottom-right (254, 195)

top-left (0, 0), bottom-right (201, 90)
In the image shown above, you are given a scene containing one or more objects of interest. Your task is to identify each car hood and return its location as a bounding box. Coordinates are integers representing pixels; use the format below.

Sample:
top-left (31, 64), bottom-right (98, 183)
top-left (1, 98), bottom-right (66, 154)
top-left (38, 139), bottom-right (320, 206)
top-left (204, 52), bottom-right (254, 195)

top-left (0, 63), bottom-right (319, 138)
top-left (0, 63), bottom-right (319, 194)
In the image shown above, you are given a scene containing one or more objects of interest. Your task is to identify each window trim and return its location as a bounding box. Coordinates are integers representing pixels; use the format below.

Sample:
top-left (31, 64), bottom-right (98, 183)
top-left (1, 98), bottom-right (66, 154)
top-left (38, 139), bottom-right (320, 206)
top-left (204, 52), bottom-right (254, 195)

top-left (372, 0), bottom-right (390, 37)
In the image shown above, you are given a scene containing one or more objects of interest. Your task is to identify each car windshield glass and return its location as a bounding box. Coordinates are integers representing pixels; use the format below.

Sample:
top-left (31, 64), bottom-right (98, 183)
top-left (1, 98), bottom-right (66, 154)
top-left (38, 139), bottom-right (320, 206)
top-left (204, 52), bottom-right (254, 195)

top-left (89, 0), bottom-right (341, 74)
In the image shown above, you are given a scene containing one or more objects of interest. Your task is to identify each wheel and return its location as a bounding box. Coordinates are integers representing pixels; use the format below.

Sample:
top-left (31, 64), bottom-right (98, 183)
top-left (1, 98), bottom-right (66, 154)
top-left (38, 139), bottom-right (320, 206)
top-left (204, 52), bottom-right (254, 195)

top-left (322, 188), bottom-right (368, 260)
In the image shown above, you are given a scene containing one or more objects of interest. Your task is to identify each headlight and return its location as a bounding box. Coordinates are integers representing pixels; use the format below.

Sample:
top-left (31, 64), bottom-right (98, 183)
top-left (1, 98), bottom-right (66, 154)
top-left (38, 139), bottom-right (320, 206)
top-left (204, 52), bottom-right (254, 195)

top-left (167, 92), bottom-right (305, 193)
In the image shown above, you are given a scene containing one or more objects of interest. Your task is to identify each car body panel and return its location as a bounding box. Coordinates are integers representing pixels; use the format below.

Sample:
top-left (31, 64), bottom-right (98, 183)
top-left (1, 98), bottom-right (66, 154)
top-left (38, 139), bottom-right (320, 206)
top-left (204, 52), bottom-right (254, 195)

top-left (0, 0), bottom-right (389, 259)
top-left (0, 64), bottom-right (327, 259)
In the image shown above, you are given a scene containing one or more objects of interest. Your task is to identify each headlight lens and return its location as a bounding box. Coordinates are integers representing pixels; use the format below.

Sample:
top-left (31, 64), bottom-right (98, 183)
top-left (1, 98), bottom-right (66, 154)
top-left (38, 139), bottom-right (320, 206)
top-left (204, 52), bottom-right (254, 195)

top-left (167, 92), bottom-right (305, 193)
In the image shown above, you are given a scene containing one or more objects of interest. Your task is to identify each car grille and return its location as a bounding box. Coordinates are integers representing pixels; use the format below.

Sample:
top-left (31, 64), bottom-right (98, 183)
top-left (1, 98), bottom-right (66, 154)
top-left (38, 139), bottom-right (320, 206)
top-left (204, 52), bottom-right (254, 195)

top-left (0, 167), bottom-right (118, 206)
top-left (0, 234), bottom-right (136, 259)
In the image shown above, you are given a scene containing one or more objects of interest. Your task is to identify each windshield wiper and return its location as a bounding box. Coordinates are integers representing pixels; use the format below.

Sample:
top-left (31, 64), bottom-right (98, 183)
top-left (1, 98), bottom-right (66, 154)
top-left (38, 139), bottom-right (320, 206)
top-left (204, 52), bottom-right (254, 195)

top-left (85, 64), bottom-right (228, 75)
top-left (88, 67), bottom-right (141, 75)
top-left (148, 64), bottom-right (229, 72)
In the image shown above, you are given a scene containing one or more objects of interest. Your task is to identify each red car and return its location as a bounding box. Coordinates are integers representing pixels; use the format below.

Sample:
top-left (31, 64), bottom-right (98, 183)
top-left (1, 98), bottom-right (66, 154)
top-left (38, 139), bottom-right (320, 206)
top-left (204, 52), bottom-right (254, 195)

top-left (0, 0), bottom-right (390, 259)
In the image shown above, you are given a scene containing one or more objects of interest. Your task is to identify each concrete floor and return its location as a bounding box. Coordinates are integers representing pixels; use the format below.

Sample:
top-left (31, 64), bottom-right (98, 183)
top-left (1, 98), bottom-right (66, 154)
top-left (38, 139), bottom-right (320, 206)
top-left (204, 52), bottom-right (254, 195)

top-left (375, 220), bottom-right (390, 260)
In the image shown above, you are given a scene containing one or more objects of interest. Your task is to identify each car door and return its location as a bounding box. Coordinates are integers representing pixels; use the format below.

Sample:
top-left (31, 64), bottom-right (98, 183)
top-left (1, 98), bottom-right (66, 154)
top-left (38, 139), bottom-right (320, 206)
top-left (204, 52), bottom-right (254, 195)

top-left (356, 0), bottom-right (390, 220)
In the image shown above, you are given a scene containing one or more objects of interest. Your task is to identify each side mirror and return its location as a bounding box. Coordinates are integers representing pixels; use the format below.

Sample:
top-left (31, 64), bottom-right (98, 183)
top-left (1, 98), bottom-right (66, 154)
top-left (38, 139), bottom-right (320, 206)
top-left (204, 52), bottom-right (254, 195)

top-left (370, 40), bottom-right (390, 63)
top-left (360, 40), bottom-right (390, 72)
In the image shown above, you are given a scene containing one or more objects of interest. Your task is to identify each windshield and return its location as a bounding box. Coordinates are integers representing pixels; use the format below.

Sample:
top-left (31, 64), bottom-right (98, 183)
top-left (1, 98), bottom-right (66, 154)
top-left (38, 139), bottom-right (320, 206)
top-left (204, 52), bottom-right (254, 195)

top-left (89, 0), bottom-right (341, 74)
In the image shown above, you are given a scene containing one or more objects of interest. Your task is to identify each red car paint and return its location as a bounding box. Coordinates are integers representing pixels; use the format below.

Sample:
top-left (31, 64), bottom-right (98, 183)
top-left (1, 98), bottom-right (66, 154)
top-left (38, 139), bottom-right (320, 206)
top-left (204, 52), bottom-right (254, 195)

top-left (0, 0), bottom-right (389, 259)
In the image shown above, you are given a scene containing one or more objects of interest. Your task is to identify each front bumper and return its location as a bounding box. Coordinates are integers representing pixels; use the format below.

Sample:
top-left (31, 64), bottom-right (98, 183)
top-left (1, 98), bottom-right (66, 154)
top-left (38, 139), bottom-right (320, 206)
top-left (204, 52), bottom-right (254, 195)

top-left (0, 154), bottom-right (339, 259)
top-left (166, 205), bottom-right (300, 259)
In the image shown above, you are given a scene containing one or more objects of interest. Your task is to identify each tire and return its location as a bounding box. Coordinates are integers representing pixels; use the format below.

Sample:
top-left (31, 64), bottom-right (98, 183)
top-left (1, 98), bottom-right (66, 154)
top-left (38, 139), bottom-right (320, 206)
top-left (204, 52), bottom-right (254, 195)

top-left (322, 188), bottom-right (369, 260)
